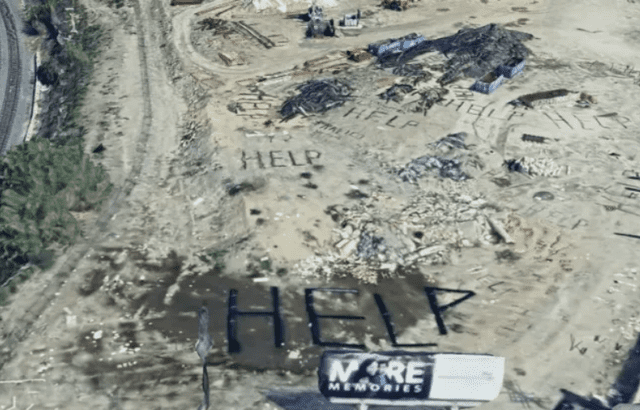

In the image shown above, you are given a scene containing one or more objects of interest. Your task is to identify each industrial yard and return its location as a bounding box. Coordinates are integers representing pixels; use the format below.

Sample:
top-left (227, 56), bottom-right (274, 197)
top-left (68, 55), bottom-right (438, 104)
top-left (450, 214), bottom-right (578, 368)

top-left (2, 0), bottom-right (640, 409)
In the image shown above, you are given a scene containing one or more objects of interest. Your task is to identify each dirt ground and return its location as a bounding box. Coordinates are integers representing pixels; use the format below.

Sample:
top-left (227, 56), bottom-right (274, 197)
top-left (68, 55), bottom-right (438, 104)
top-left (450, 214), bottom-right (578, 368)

top-left (3, 0), bottom-right (640, 408)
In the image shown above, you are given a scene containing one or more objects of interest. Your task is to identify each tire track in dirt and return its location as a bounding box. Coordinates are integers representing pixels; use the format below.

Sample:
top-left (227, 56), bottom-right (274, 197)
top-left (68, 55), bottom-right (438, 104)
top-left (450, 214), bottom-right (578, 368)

top-left (97, 0), bottom-right (154, 232)
top-left (0, 0), bottom-right (154, 370)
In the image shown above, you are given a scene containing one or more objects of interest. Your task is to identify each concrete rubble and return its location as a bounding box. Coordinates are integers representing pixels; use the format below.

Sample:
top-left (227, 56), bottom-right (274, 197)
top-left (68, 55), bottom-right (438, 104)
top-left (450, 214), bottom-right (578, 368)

top-left (293, 188), bottom-right (500, 284)
top-left (395, 155), bottom-right (469, 182)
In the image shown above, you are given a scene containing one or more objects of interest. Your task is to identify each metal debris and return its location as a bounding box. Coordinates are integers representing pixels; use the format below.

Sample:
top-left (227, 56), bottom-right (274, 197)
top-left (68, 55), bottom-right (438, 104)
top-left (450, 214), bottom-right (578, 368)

top-left (281, 79), bottom-right (353, 119)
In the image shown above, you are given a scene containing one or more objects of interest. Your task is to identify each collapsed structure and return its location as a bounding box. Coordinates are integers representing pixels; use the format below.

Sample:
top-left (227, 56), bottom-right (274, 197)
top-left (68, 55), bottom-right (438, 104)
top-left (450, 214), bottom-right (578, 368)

top-left (372, 24), bottom-right (533, 85)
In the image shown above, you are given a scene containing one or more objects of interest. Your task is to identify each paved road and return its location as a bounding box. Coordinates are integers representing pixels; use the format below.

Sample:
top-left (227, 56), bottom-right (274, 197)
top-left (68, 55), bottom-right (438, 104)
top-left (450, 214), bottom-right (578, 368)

top-left (0, 0), bottom-right (35, 156)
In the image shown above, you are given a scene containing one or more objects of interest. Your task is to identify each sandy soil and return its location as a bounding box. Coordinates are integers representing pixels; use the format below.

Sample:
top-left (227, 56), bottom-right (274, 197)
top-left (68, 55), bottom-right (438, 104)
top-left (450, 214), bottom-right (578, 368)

top-left (3, 0), bottom-right (640, 409)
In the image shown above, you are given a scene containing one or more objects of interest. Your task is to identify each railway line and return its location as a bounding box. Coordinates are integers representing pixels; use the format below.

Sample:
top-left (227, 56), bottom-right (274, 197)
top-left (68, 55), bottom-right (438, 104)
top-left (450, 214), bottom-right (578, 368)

top-left (0, 0), bottom-right (22, 155)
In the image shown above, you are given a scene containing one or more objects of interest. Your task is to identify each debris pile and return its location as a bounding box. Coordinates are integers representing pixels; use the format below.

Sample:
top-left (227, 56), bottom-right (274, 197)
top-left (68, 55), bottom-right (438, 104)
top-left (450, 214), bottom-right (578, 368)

top-left (356, 231), bottom-right (388, 259)
top-left (396, 155), bottom-right (469, 182)
top-left (376, 24), bottom-right (533, 86)
top-left (381, 0), bottom-right (417, 11)
top-left (431, 132), bottom-right (468, 151)
top-left (380, 84), bottom-right (414, 102)
top-left (577, 91), bottom-right (597, 108)
top-left (347, 48), bottom-right (372, 62)
top-left (392, 63), bottom-right (428, 77)
top-left (405, 87), bottom-right (449, 114)
top-left (293, 187), bottom-right (499, 284)
top-left (509, 89), bottom-right (571, 108)
top-left (280, 78), bottom-right (353, 119)
top-left (505, 157), bottom-right (566, 177)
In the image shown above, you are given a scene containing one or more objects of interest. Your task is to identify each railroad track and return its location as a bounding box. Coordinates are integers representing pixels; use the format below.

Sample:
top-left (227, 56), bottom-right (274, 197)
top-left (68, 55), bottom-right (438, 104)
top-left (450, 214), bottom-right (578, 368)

top-left (0, 0), bottom-right (22, 155)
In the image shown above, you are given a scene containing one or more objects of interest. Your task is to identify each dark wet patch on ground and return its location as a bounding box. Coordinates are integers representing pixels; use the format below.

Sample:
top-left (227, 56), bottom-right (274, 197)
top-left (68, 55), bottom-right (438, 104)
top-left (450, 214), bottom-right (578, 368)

top-left (134, 266), bottom-right (447, 373)
top-left (78, 269), bottom-right (107, 296)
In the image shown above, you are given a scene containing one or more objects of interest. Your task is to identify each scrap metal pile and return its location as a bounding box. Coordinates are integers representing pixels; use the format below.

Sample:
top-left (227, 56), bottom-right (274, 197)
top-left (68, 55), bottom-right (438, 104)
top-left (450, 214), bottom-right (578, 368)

top-left (280, 78), bottom-right (353, 119)
top-left (376, 23), bottom-right (533, 85)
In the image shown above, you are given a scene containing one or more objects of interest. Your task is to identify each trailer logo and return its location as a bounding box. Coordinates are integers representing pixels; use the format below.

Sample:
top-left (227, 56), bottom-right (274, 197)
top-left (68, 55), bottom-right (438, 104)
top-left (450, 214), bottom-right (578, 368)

top-left (319, 351), bottom-right (434, 400)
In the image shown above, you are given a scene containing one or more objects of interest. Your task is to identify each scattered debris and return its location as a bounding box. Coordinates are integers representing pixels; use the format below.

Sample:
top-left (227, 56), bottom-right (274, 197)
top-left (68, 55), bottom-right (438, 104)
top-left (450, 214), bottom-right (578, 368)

top-left (392, 63), bottom-right (428, 77)
top-left (405, 87), bottom-right (449, 114)
top-left (379, 84), bottom-right (414, 102)
top-left (347, 48), bottom-right (373, 62)
top-left (577, 91), bottom-right (598, 108)
top-left (521, 134), bottom-right (546, 144)
top-left (375, 24), bottom-right (533, 87)
top-left (504, 159), bottom-right (528, 174)
top-left (280, 78), bottom-right (353, 119)
top-left (509, 89), bottom-right (573, 108)
top-left (485, 215), bottom-right (515, 244)
top-left (431, 132), bottom-right (468, 151)
top-left (381, 0), bottom-right (418, 11)
top-left (396, 155), bottom-right (469, 182)
top-left (533, 191), bottom-right (554, 201)
top-left (356, 231), bottom-right (387, 259)
top-left (224, 181), bottom-right (255, 195)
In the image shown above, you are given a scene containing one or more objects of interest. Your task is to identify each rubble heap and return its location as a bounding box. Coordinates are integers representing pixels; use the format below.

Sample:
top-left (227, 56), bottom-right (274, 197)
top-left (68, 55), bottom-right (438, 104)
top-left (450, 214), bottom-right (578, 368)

top-left (293, 186), bottom-right (499, 284)
top-left (280, 78), bottom-right (353, 119)
top-left (396, 155), bottom-right (469, 182)
top-left (431, 132), bottom-right (468, 151)
top-left (376, 24), bottom-right (533, 85)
